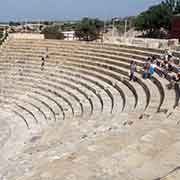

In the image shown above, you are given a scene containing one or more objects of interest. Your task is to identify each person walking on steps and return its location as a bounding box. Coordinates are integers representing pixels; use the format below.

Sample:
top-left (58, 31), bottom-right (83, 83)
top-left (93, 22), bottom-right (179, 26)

top-left (41, 56), bottom-right (45, 70)
top-left (129, 61), bottom-right (136, 81)
top-left (45, 47), bottom-right (49, 58)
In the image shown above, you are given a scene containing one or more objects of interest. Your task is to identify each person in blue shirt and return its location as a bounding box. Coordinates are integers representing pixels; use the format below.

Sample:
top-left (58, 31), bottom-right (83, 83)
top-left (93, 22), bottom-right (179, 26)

top-left (148, 63), bottom-right (156, 78)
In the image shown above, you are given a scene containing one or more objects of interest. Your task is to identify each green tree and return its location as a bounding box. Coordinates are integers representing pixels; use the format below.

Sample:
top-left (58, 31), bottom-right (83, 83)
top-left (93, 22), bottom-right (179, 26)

top-left (75, 17), bottom-right (104, 41)
top-left (135, 0), bottom-right (180, 38)
top-left (41, 25), bottom-right (64, 39)
top-left (0, 31), bottom-right (3, 39)
top-left (174, 0), bottom-right (180, 13)
top-left (61, 22), bottom-right (77, 31)
top-left (9, 21), bottom-right (20, 26)
top-left (115, 17), bottom-right (136, 34)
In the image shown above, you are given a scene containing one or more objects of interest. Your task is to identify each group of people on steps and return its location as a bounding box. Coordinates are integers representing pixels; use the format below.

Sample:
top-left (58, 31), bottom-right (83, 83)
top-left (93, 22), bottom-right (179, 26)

top-left (129, 49), bottom-right (180, 89)
top-left (129, 58), bottom-right (156, 81)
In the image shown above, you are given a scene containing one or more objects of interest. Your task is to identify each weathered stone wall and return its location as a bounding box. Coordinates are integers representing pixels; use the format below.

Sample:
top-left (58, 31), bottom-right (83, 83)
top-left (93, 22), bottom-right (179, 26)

top-left (116, 37), bottom-right (179, 49)
top-left (8, 33), bottom-right (44, 40)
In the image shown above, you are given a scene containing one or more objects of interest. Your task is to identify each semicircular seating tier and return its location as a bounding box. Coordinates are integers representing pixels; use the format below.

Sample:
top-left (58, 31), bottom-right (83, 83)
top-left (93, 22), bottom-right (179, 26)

top-left (0, 38), bottom-right (180, 180)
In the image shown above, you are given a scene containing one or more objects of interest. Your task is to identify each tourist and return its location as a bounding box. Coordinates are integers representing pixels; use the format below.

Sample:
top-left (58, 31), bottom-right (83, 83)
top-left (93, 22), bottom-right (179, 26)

top-left (142, 61), bottom-right (149, 79)
top-left (167, 60), bottom-right (173, 72)
top-left (41, 56), bottom-right (45, 70)
top-left (167, 50), bottom-right (173, 60)
top-left (45, 47), bottom-right (49, 58)
top-left (152, 55), bottom-right (157, 64)
top-left (156, 57), bottom-right (162, 67)
top-left (164, 49), bottom-right (173, 61)
top-left (161, 60), bottom-right (169, 78)
top-left (174, 57), bottom-right (180, 65)
top-left (129, 61), bottom-right (136, 81)
top-left (174, 72), bottom-right (180, 82)
top-left (148, 61), bottom-right (156, 78)
top-left (147, 56), bottom-right (152, 63)
top-left (168, 72), bottom-right (180, 89)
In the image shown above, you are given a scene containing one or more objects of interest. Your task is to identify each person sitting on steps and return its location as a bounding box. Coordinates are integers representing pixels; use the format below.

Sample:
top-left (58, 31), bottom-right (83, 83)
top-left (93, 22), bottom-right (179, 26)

top-left (167, 72), bottom-right (180, 89)
top-left (142, 61), bottom-right (149, 79)
top-left (148, 60), bottom-right (156, 78)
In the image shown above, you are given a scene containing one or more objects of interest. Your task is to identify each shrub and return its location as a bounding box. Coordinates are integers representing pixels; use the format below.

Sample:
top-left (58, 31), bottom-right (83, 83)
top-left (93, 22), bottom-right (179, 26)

top-left (41, 25), bottom-right (64, 39)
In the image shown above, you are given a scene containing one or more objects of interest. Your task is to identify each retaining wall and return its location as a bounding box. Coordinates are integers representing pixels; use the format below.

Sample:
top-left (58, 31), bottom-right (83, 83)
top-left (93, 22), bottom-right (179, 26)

top-left (116, 37), bottom-right (179, 49)
top-left (8, 33), bottom-right (44, 40)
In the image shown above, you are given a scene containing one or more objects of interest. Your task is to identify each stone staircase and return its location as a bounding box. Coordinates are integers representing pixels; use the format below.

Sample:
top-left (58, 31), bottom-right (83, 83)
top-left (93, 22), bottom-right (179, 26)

top-left (0, 38), bottom-right (179, 180)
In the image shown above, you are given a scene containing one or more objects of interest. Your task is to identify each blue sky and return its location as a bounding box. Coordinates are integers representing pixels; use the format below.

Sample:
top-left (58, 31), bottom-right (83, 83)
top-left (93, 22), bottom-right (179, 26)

top-left (0, 0), bottom-right (162, 22)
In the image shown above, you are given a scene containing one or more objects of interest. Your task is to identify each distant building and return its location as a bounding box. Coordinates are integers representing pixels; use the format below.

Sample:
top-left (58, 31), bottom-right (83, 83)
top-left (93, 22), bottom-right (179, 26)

top-left (62, 31), bottom-right (76, 40)
top-left (171, 14), bottom-right (180, 40)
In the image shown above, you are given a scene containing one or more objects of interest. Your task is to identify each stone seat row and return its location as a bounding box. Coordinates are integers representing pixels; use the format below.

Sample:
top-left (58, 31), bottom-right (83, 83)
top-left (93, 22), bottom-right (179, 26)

top-left (1, 39), bottom-right (180, 180)
top-left (0, 38), bottom-right (179, 129)
top-left (0, 56), bottom-right (174, 129)
top-left (2, 48), bottom-right (177, 112)
top-left (0, 51), bottom-right (174, 112)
